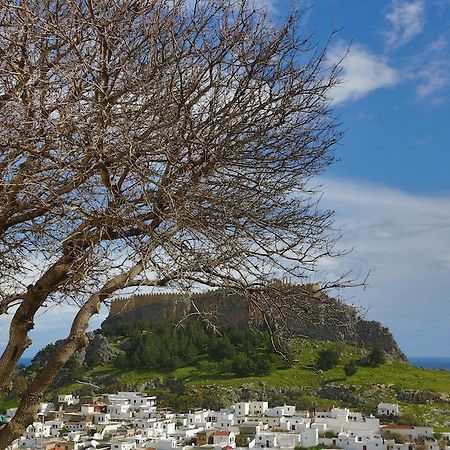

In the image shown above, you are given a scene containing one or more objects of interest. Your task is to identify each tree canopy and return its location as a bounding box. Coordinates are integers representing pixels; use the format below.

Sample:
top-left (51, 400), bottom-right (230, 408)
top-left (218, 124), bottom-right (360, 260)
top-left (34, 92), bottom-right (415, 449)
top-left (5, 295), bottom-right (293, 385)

top-left (0, 0), bottom-right (344, 445)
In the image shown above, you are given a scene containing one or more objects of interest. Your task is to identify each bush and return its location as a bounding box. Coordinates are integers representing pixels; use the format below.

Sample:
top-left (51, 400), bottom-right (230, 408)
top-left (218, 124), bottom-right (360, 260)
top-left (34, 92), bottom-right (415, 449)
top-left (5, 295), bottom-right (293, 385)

top-left (344, 360), bottom-right (358, 376)
top-left (316, 347), bottom-right (340, 371)
top-left (366, 348), bottom-right (386, 367)
top-left (232, 353), bottom-right (257, 376)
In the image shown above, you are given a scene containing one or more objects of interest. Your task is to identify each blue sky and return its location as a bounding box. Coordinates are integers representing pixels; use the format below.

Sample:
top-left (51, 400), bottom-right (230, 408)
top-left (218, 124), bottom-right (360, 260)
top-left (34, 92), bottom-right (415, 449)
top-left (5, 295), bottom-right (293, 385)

top-left (1, 0), bottom-right (449, 360)
top-left (302, 0), bottom-right (450, 357)
top-left (312, 0), bottom-right (450, 194)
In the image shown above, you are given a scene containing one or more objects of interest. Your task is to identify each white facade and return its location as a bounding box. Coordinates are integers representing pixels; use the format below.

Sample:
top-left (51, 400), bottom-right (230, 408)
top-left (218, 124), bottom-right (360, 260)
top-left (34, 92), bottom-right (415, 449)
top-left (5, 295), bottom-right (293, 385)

top-left (213, 431), bottom-right (236, 446)
top-left (187, 410), bottom-right (210, 427)
top-left (249, 402), bottom-right (269, 417)
top-left (152, 438), bottom-right (179, 450)
top-left (58, 394), bottom-right (79, 405)
top-left (93, 413), bottom-right (111, 424)
top-left (384, 426), bottom-right (433, 439)
top-left (315, 408), bottom-right (380, 434)
top-left (235, 403), bottom-right (250, 418)
top-left (81, 404), bottom-right (95, 414)
top-left (301, 428), bottom-right (319, 447)
top-left (255, 431), bottom-right (277, 448)
top-left (107, 403), bottom-right (132, 420)
top-left (377, 403), bottom-right (400, 417)
top-left (6, 408), bottom-right (17, 418)
top-left (110, 438), bottom-right (137, 450)
top-left (276, 433), bottom-right (301, 448)
top-left (44, 419), bottom-right (64, 437)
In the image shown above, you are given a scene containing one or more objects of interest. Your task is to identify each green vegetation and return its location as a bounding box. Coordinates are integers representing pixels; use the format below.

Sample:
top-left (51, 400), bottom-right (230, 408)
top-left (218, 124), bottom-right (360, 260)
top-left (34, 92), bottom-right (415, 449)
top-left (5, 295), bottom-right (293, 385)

top-left (295, 445), bottom-right (325, 450)
top-left (109, 321), bottom-right (284, 377)
top-left (316, 347), bottom-right (341, 371)
top-left (6, 332), bottom-right (450, 429)
top-left (344, 360), bottom-right (358, 376)
top-left (365, 348), bottom-right (386, 367)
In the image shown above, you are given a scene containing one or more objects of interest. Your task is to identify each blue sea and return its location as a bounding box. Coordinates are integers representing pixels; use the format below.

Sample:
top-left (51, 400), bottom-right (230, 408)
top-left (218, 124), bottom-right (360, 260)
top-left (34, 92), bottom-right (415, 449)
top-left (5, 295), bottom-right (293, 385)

top-left (408, 357), bottom-right (450, 370)
top-left (18, 357), bottom-right (33, 367)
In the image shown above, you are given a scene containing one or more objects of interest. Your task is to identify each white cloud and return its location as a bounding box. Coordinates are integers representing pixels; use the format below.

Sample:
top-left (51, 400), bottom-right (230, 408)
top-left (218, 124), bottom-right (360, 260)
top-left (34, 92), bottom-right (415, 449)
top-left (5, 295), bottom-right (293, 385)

top-left (318, 178), bottom-right (450, 357)
top-left (0, 303), bottom-right (109, 359)
top-left (402, 34), bottom-right (450, 102)
top-left (327, 43), bottom-right (398, 104)
top-left (385, 0), bottom-right (425, 47)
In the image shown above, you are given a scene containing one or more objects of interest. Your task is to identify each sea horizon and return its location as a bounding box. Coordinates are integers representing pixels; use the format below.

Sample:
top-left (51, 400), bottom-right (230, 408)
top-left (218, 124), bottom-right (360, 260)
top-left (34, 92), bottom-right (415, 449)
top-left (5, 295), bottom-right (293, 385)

top-left (408, 356), bottom-right (450, 370)
top-left (18, 356), bottom-right (450, 370)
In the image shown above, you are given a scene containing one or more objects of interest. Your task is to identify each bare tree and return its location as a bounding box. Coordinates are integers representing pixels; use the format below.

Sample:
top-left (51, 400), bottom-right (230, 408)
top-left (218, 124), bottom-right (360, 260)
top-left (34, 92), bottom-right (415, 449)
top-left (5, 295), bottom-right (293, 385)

top-left (0, 0), bottom-right (344, 446)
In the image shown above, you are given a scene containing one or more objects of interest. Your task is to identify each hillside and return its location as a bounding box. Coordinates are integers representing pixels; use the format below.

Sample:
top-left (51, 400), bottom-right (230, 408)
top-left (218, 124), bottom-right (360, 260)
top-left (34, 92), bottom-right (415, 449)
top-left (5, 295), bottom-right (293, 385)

top-left (40, 338), bottom-right (450, 430)
top-left (21, 320), bottom-right (450, 431)
top-left (103, 288), bottom-right (406, 360)
top-left (6, 290), bottom-right (448, 431)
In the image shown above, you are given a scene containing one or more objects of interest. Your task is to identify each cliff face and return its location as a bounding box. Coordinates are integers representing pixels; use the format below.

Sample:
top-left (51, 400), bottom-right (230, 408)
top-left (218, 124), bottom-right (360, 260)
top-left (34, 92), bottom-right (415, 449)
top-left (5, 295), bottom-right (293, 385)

top-left (102, 289), bottom-right (406, 360)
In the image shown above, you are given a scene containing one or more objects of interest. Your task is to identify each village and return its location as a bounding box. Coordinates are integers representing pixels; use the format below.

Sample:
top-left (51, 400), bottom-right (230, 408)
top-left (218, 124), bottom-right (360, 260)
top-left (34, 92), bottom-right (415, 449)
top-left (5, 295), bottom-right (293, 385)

top-left (1, 393), bottom-right (449, 450)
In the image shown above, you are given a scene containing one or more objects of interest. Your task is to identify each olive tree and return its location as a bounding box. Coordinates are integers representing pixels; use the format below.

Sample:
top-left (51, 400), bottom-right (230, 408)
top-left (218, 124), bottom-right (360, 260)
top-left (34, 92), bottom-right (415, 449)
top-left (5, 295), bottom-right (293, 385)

top-left (0, 0), bottom-right (344, 445)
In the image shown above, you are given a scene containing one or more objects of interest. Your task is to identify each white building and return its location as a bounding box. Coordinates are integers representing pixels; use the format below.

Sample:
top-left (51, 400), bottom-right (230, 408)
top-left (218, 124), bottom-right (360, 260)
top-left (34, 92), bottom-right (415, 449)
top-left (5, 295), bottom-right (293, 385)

top-left (107, 403), bottom-right (132, 420)
top-left (45, 419), bottom-right (64, 437)
top-left (383, 425), bottom-right (433, 439)
top-left (110, 438), bottom-right (137, 450)
top-left (255, 431), bottom-right (277, 448)
top-left (301, 428), bottom-right (319, 447)
top-left (151, 438), bottom-right (179, 450)
top-left (377, 403), bottom-right (400, 417)
top-left (235, 403), bottom-right (250, 418)
top-left (93, 413), bottom-right (111, 425)
top-left (187, 409), bottom-right (210, 427)
top-left (213, 431), bottom-right (236, 446)
top-left (315, 408), bottom-right (380, 434)
top-left (6, 408), bottom-right (17, 418)
top-left (58, 394), bottom-right (79, 405)
top-left (276, 433), bottom-right (301, 448)
top-left (249, 402), bottom-right (269, 417)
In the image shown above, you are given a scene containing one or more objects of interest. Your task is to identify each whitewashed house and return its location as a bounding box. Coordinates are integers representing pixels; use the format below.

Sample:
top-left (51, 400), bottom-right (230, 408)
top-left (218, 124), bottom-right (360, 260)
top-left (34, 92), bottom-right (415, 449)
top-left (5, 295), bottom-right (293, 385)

top-left (58, 394), bottom-right (79, 405)
top-left (315, 408), bottom-right (380, 434)
top-left (213, 430), bottom-right (236, 446)
top-left (235, 402), bottom-right (251, 418)
top-left (383, 425), bottom-right (433, 439)
top-left (213, 412), bottom-right (235, 430)
top-left (110, 438), bottom-right (137, 450)
top-left (6, 408), bottom-right (17, 418)
top-left (93, 413), bottom-right (111, 425)
top-left (151, 438), bottom-right (179, 450)
top-left (301, 427), bottom-right (319, 447)
top-left (377, 403), bottom-right (400, 417)
top-left (249, 402), bottom-right (269, 417)
top-left (276, 433), bottom-right (301, 448)
top-left (289, 416), bottom-right (311, 432)
top-left (187, 409), bottom-right (210, 428)
top-left (45, 419), bottom-right (65, 437)
top-left (107, 403), bottom-right (132, 420)
top-left (255, 431), bottom-right (277, 448)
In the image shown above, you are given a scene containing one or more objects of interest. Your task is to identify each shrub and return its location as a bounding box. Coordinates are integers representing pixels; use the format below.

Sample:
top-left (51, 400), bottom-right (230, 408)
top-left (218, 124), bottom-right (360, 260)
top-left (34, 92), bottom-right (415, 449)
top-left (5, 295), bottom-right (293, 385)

top-left (316, 348), bottom-right (340, 371)
top-left (344, 360), bottom-right (358, 376)
top-left (366, 348), bottom-right (386, 367)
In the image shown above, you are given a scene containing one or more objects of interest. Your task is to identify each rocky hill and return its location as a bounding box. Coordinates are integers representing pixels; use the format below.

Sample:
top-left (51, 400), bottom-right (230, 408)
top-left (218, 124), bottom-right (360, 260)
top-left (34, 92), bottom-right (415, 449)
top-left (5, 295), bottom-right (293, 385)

top-left (102, 288), bottom-right (406, 360)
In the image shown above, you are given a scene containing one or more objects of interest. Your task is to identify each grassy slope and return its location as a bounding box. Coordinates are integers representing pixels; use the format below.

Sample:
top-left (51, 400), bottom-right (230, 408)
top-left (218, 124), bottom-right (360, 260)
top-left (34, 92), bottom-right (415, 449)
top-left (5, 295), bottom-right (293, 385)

top-left (4, 340), bottom-right (449, 429)
top-left (79, 340), bottom-right (450, 428)
top-left (86, 340), bottom-right (450, 393)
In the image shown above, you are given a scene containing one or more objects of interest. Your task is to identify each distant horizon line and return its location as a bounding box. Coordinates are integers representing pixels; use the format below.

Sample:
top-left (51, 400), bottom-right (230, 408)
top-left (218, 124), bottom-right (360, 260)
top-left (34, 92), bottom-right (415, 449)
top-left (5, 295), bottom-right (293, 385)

top-left (18, 354), bottom-right (450, 360)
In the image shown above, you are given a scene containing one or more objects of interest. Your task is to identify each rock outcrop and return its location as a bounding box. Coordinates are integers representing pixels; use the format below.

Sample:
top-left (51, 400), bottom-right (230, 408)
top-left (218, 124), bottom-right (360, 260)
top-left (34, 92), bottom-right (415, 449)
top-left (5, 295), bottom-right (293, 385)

top-left (102, 288), bottom-right (406, 360)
